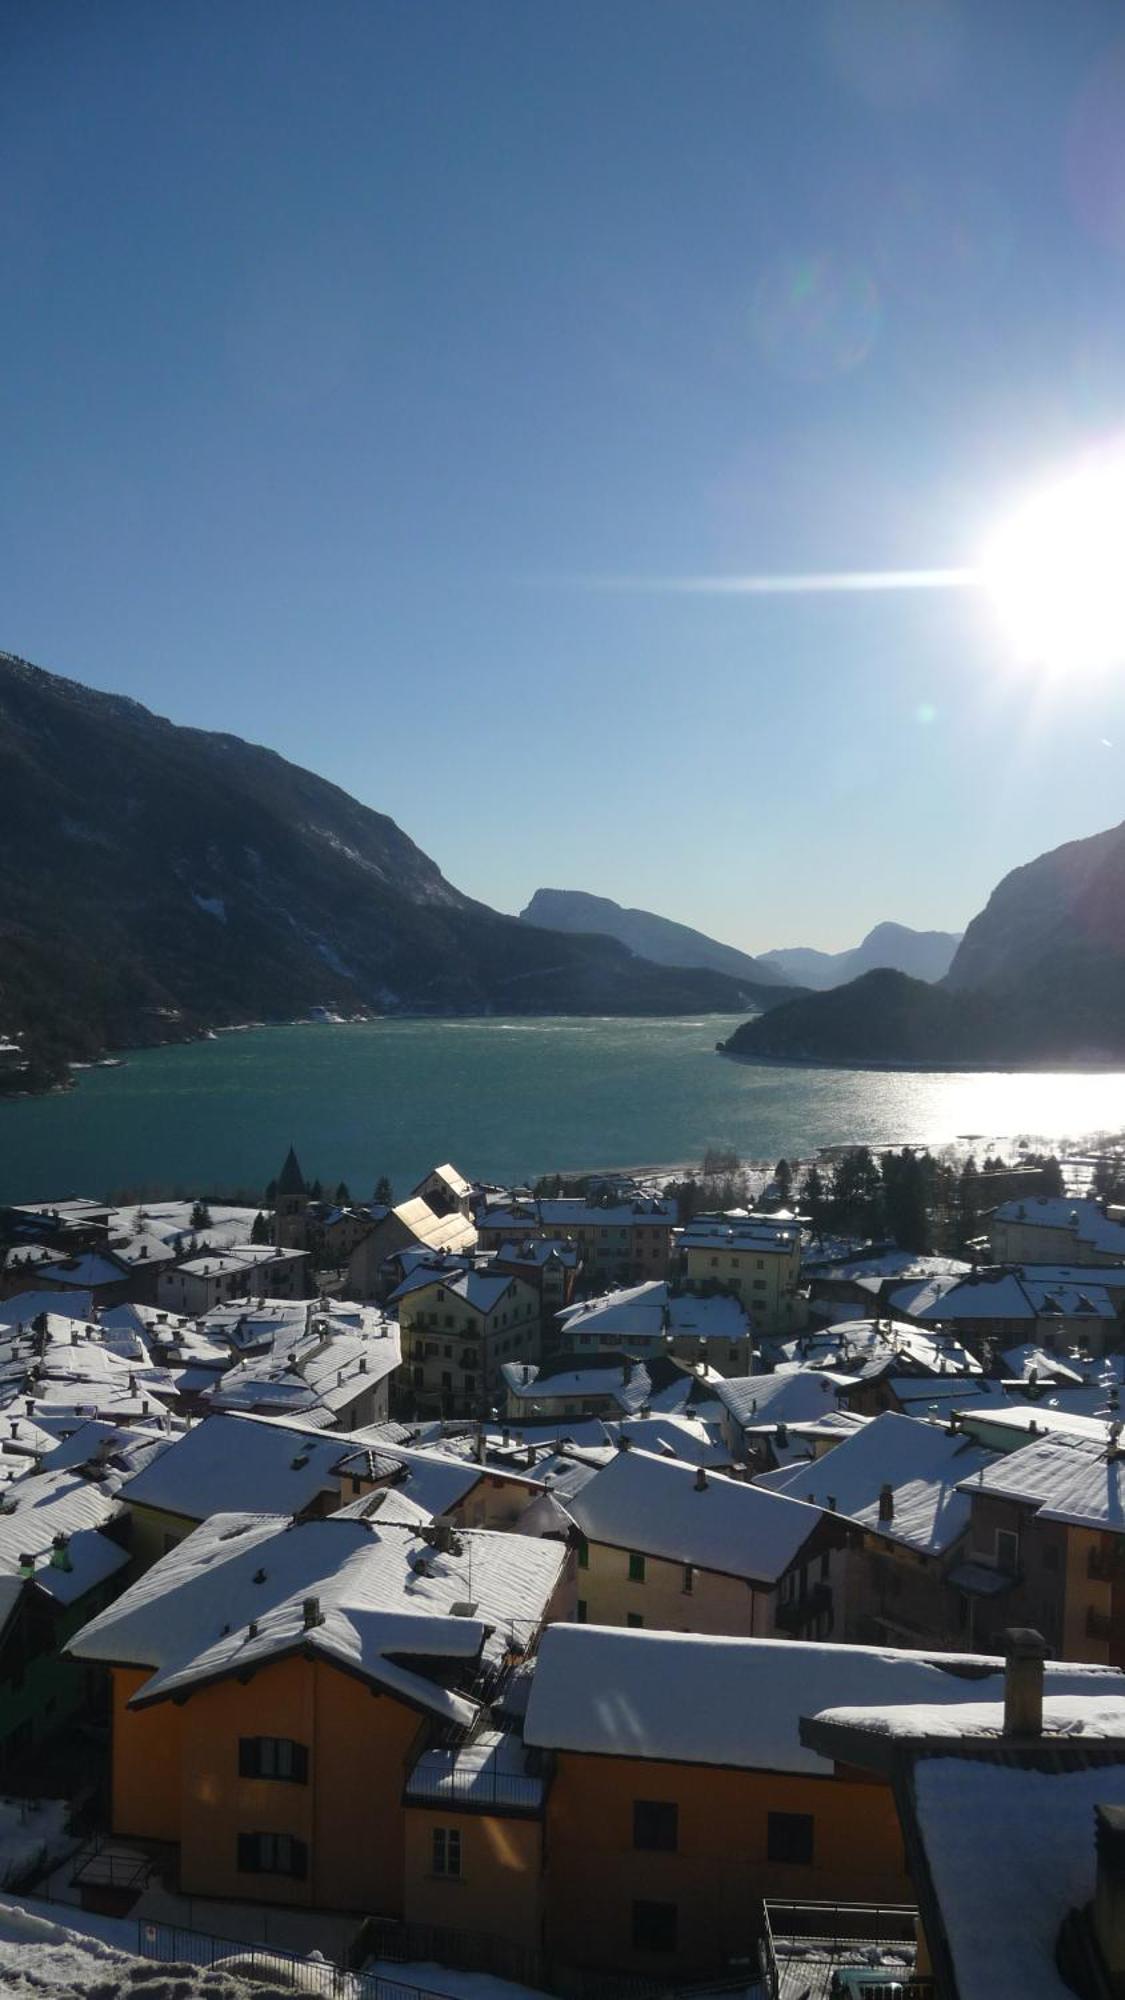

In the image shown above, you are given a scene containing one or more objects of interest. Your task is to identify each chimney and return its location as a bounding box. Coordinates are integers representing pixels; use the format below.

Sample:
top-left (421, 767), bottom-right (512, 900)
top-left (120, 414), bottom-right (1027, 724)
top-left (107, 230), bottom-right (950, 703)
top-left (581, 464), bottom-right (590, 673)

top-left (1094, 1803), bottom-right (1125, 1992)
top-left (775, 1422), bottom-right (788, 1449)
top-left (49, 1532), bottom-right (72, 1572)
top-left (694, 1466), bottom-right (708, 1492)
top-left (1003, 1626), bottom-right (1046, 1738)
top-left (878, 1482), bottom-right (894, 1523)
top-left (302, 1596), bottom-right (324, 1630)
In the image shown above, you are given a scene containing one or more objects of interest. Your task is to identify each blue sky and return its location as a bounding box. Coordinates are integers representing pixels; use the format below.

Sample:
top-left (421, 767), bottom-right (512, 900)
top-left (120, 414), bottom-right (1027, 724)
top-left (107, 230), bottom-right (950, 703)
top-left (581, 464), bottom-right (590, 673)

top-left (4, 1), bottom-right (1125, 952)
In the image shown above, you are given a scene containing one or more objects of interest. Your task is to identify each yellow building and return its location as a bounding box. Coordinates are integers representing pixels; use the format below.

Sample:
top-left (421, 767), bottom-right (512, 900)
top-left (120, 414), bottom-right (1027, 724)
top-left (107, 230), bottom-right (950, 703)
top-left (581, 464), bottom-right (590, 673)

top-left (68, 1511), bottom-right (567, 1910)
top-left (677, 1215), bottom-right (804, 1336)
top-left (987, 1195), bottom-right (1125, 1267)
top-left (566, 1445), bottom-right (844, 1640)
top-left (393, 1267), bottom-right (540, 1415)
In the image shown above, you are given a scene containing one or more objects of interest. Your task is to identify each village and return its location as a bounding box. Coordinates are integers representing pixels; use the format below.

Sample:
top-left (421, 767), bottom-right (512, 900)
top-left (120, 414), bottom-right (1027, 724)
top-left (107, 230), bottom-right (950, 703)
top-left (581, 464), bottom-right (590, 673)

top-left (0, 1144), bottom-right (1124, 1999)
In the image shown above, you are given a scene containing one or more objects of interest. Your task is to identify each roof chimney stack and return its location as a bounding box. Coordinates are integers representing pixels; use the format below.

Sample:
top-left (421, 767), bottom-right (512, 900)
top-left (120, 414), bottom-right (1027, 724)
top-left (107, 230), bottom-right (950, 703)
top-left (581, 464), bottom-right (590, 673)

top-left (1094, 1803), bottom-right (1125, 1991)
top-left (695, 1466), bottom-right (708, 1492)
top-left (878, 1482), bottom-right (894, 1523)
top-left (302, 1595), bottom-right (324, 1630)
top-left (1003, 1626), bottom-right (1046, 1738)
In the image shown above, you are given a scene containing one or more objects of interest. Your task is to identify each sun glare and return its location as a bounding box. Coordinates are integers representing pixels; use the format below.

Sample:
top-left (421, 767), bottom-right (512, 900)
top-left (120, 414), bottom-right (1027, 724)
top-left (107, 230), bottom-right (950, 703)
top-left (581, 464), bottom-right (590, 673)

top-left (981, 448), bottom-right (1125, 672)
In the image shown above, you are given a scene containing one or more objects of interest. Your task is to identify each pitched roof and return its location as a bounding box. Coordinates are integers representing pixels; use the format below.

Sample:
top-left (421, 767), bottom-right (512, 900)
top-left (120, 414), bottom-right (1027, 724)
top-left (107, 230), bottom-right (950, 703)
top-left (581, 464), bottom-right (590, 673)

top-left (559, 1282), bottom-right (749, 1344)
top-left (119, 1412), bottom-right (354, 1520)
top-left (523, 1625), bottom-right (1118, 1776)
top-left (567, 1447), bottom-right (825, 1583)
top-left (70, 1511), bottom-right (566, 1720)
top-left (761, 1410), bottom-right (999, 1556)
top-left (957, 1431), bottom-right (1125, 1532)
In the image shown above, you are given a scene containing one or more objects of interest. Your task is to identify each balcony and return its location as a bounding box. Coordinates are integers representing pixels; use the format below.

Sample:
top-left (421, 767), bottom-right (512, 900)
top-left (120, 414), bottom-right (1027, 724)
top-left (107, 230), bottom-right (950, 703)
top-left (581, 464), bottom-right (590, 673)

top-left (761, 1900), bottom-right (933, 2000)
top-left (774, 1581), bottom-right (832, 1634)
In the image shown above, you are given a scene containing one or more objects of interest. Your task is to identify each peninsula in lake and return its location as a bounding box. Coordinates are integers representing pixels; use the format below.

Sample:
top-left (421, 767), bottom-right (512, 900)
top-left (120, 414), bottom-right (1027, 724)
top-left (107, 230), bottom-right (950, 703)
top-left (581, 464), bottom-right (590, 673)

top-left (722, 818), bottom-right (1125, 1068)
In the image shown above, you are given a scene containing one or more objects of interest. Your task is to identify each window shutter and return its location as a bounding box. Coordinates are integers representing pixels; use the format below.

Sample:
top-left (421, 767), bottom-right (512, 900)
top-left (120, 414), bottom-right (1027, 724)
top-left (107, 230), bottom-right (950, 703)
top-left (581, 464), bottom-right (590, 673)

top-left (291, 1837), bottom-right (309, 1880)
top-left (292, 1742), bottom-right (309, 1785)
top-left (237, 1833), bottom-right (258, 1873)
top-left (238, 1739), bottom-right (257, 1779)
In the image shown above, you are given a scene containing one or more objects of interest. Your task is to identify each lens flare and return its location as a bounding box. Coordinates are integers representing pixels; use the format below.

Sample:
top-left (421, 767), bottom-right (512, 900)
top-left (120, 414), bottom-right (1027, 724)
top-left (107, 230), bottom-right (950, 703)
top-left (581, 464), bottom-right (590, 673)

top-left (981, 447), bottom-right (1125, 671)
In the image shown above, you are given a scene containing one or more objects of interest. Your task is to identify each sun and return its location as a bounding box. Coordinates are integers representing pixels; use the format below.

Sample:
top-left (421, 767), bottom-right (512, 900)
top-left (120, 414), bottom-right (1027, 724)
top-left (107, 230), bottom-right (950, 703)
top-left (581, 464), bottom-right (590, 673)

top-left (980, 447), bottom-right (1125, 672)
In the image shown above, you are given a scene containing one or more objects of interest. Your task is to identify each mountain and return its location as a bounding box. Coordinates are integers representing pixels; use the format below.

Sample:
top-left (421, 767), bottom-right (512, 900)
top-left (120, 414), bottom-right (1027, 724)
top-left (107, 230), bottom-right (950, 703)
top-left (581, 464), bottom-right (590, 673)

top-left (723, 820), bottom-right (1125, 1068)
top-left (761, 922), bottom-right (961, 990)
top-left (520, 888), bottom-right (790, 988)
top-left (0, 652), bottom-right (769, 1087)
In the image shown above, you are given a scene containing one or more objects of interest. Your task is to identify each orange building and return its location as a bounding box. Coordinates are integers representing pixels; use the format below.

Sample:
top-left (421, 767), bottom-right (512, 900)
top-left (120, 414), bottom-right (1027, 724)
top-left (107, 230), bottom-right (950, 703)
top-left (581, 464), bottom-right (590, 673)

top-left (69, 1511), bottom-right (567, 1912)
top-left (520, 1624), bottom-right (1119, 1981)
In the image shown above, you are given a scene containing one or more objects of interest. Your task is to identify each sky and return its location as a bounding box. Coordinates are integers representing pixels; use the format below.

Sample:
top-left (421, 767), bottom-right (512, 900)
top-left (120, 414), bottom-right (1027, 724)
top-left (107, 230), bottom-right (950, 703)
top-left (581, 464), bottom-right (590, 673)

top-left (4, 1), bottom-right (1125, 954)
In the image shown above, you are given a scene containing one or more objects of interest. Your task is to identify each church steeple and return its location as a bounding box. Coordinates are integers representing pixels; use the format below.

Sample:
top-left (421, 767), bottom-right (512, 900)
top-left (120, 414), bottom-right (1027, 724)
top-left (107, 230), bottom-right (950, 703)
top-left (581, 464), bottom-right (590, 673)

top-left (273, 1145), bottom-right (309, 1248)
top-left (276, 1145), bottom-right (307, 1202)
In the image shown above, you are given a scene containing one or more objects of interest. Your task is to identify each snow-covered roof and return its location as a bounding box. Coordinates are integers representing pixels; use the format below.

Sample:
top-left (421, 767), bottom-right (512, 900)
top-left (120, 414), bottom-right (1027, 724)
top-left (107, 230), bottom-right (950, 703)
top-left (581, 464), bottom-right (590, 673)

top-left (958, 1431), bottom-right (1125, 1532)
top-left (678, 1216), bottom-right (797, 1252)
top-left (481, 1197), bottom-right (674, 1231)
top-left (613, 1412), bottom-right (731, 1467)
top-left (523, 1626), bottom-right (1118, 1776)
top-left (405, 1727), bottom-right (543, 1809)
top-left (395, 1268), bottom-right (519, 1315)
top-left (567, 1447), bottom-right (826, 1583)
top-left (70, 1511), bottom-right (565, 1719)
top-left (716, 1369), bottom-right (851, 1429)
top-left (892, 1271), bottom-right (1117, 1325)
top-left (558, 1282), bottom-right (748, 1345)
top-left (1001, 1344), bottom-right (1088, 1385)
top-left (991, 1195), bottom-right (1125, 1255)
top-left (119, 1412), bottom-right (354, 1520)
top-left (333, 1441), bottom-right (519, 1517)
top-left (762, 1410), bottom-right (999, 1556)
top-left (912, 1758), bottom-right (1125, 2000)
top-left (813, 1691), bottom-right (1125, 1743)
top-left (502, 1361), bottom-right (651, 1412)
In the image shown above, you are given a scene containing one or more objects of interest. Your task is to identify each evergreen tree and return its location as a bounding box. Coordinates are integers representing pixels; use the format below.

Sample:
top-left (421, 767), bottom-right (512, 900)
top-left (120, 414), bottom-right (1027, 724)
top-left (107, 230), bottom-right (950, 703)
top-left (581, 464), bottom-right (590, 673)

top-left (190, 1199), bottom-right (212, 1230)
top-left (309, 1178), bottom-right (324, 1202)
top-left (1040, 1155), bottom-right (1064, 1197)
top-left (804, 1164), bottom-right (829, 1234)
top-left (832, 1146), bottom-right (885, 1238)
top-left (373, 1175), bottom-right (393, 1206)
top-left (335, 1181), bottom-right (351, 1205)
top-left (775, 1158), bottom-right (793, 1206)
top-left (250, 1211), bottom-right (270, 1244)
top-left (958, 1156), bottom-right (980, 1250)
top-left (882, 1147), bottom-right (930, 1253)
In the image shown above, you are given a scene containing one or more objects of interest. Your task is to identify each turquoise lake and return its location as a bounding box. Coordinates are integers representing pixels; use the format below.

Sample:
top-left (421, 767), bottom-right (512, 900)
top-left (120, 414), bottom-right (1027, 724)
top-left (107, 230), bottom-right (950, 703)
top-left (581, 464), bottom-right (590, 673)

top-left (3, 1016), bottom-right (1125, 1202)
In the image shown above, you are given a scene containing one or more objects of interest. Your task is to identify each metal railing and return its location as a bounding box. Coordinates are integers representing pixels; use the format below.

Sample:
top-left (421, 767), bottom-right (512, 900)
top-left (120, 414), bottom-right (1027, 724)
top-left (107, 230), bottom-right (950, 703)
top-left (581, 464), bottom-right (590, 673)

top-left (135, 1918), bottom-right (453, 2000)
top-left (760, 1900), bottom-right (929, 2000)
top-left (371, 1916), bottom-right (546, 1992)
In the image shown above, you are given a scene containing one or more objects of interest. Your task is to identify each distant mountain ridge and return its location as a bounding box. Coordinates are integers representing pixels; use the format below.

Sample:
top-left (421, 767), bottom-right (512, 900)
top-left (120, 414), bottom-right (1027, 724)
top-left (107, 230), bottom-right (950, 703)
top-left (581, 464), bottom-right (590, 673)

top-left (520, 888), bottom-right (790, 987)
top-left (723, 819), bottom-right (1125, 1068)
top-left (761, 922), bottom-right (961, 989)
top-left (0, 652), bottom-right (767, 1086)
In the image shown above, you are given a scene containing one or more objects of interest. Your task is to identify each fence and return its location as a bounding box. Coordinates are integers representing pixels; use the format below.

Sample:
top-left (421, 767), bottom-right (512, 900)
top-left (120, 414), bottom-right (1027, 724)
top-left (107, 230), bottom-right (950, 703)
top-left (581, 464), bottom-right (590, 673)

top-left (135, 1918), bottom-right (452, 2000)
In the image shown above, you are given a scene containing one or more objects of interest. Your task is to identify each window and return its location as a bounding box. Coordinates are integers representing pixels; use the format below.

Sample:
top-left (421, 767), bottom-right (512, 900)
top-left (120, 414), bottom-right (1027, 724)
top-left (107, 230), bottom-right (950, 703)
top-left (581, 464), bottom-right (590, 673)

top-left (632, 1901), bottom-right (677, 1953)
top-left (432, 1827), bottom-right (462, 1877)
top-left (682, 1564), bottom-right (694, 1595)
top-left (633, 1800), bottom-right (678, 1851)
top-left (441, 1371), bottom-right (452, 1391)
top-left (767, 1812), bottom-right (814, 1865)
top-left (239, 1737), bottom-right (308, 1784)
top-left (576, 1599), bottom-right (587, 1622)
top-left (996, 1529), bottom-right (1020, 1574)
top-left (627, 1611), bottom-right (645, 1628)
top-left (576, 1535), bottom-right (589, 1569)
top-left (237, 1831), bottom-right (308, 1878)
top-left (464, 1374), bottom-right (476, 1393)
top-left (628, 1552), bottom-right (646, 1583)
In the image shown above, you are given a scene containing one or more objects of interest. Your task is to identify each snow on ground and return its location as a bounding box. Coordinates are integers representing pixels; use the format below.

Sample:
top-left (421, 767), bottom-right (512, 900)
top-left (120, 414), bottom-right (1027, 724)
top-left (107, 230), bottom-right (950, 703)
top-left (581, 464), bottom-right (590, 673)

top-left (0, 1801), bottom-right (73, 1889)
top-left (365, 1960), bottom-right (552, 2000)
top-left (0, 1897), bottom-right (296, 1998)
